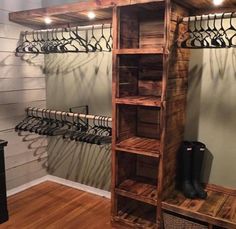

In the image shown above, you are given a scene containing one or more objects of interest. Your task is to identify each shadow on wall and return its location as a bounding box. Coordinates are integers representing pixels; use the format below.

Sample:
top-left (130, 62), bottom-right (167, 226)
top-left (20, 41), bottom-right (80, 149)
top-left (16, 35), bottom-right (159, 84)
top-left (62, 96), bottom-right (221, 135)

top-left (185, 47), bottom-right (236, 187)
top-left (185, 49), bottom-right (205, 140)
top-left (18, 131), bottom-right (48, 169)
top-left (44, 52), bottom-right (107, 75)
top-left (185, 49), bottom-right (213, 184)
top-left (47, 137), bottom-right (111, 191)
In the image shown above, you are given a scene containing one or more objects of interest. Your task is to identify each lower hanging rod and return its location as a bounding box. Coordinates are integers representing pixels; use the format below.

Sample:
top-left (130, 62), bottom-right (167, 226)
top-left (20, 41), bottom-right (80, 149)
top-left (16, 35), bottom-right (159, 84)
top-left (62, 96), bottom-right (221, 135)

top-left (181, 12), bottom-right (236, 22)
top-left (26, 107), bottom-right (112, 122)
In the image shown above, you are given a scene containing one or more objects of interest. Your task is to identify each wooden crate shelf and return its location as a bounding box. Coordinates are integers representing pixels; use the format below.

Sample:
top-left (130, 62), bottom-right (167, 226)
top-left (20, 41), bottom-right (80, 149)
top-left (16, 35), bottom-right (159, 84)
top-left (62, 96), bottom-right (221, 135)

top-left (114, 48), bottom-right (164, 55)
top-left (115, 96), bottom-right (161, 107)
top-left (116, 137), bottom-right (161, 156)
top-left (162, 190), bottom-right (236, 229)
top-left (114, 197), bottom-right (157, 229)
top-left (116, 179), bottom-right (158, 206)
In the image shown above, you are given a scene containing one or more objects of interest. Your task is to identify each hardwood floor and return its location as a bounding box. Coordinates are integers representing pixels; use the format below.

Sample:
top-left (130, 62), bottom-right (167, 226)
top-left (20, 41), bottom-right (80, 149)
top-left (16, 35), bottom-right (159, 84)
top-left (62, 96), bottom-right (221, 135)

top-left (1, 181), bottom-right (116, 229)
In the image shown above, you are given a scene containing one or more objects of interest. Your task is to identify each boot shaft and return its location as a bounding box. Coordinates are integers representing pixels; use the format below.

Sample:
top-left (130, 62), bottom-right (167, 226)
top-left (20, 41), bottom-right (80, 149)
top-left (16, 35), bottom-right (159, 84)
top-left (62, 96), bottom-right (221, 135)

top-left (192, 141), bottom-right (206, 180)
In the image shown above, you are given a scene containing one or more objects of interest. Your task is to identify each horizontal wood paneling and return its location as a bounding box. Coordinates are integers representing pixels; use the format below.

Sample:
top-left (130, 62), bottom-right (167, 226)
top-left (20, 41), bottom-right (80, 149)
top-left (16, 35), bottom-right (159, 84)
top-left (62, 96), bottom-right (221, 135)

top-left (6, 150), bottom-right (48, 170)
top-left (0, 78), bottom-right (45, 91)
top-left (0, 115), bottom-right (25, 131)
top-left (0, 52), bottom-right (44, 66)
top-left (0, 66), bottom-right (44, 78)
top-left (0, 1), bottom-right (47, 191)
top-left (0, 37), bottom-right (18, 52)
top-left (0, 89), bottom-right (46, 104)
top-left (0, 100), bottom-right (46, 119)
top-left (6, 160), bottom-right (48, 190)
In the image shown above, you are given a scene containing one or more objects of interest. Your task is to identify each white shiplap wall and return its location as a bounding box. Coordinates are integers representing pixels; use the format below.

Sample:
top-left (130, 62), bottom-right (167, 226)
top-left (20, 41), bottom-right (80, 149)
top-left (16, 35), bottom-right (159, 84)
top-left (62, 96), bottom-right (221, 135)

top-left (0, 0), bottom-right (48, 190)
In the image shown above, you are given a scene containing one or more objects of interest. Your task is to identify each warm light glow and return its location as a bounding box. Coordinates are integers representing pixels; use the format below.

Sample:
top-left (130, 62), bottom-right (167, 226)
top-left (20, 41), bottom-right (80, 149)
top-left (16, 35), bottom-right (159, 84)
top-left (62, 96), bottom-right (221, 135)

top-left (87, 11), bottom-right (96, 20)
top-left (213, 0), bottom-right (224, 6)
top-left (44, 16), bottom-right (52, 24)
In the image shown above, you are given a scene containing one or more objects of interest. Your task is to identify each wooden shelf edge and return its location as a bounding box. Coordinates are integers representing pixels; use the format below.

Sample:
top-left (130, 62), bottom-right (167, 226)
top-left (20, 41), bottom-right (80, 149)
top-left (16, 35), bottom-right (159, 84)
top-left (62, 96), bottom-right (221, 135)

top-left (161, 202), bottom-right (236, 229)
top-left (115, 97), bottom-right (162, 107)
top-left (115, 146), bottom-right (160, 157)
top-left (115, 188), bottom-right (158, 206)
top-left (113, 48), bottom-right (164, 55)
top-left (112, 216), bottom-right (157, 229)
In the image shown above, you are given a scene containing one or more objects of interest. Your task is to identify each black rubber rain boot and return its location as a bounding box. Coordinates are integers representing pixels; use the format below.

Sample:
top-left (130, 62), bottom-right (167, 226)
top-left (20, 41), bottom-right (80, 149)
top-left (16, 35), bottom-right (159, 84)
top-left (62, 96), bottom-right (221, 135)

top-left (192, 141), bottom-right (207, 199)
top-left (180, 141), bottom-right (197, 199)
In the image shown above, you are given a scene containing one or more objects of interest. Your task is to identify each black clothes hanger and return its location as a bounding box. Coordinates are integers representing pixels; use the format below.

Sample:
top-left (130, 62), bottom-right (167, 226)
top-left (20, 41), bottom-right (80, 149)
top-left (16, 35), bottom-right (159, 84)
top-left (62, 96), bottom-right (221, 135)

top-left (227, 12), bottom-right (236, 47)
top-left (88, 26), bottom-right (102, 52)
top-left (107, 24), bottom-right (113, 51)
top-left (190, 16), bottom-right (203, 48)
top-left (212, 13), bottom-right (227, 48)
top-left (181, 17), bottom-right (193, 48)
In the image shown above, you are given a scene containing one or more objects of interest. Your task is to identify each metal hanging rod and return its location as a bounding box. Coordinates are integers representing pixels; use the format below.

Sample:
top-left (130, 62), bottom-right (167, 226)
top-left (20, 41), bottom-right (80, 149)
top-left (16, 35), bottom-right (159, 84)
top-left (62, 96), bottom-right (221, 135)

top-left (23, 23), bottom-right (112, 35)
top-left (26, 107), bottom-right (112, 122)
top-left (181, 12), bottom-right (236, 22)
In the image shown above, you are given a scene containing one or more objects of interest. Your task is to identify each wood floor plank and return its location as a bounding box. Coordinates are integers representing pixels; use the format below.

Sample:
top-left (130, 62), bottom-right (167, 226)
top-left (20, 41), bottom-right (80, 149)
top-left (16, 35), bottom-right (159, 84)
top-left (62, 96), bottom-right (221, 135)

top-left (1, 181), bottom-right (114, 229)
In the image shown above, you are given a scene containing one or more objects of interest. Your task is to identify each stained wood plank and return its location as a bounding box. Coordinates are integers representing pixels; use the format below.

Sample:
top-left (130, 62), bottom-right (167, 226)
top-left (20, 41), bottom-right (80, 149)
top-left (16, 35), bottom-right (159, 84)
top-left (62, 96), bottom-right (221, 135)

top-left (116, 136), bottom-right (161, 156)
top-left (114, 197), bottom-right (157, 229)
top-left (114, 48), bottom-right (164, 55)
top-left (198, 191), bottom-right (228, 217)
top-left (162, 190), bottom-right (236, 229)
top-left (115, 96), bottom-right (161, 106)
top-left (217, 196), bottom-right (236, 224)
top-left (116, 179), bottom-right (158, 206)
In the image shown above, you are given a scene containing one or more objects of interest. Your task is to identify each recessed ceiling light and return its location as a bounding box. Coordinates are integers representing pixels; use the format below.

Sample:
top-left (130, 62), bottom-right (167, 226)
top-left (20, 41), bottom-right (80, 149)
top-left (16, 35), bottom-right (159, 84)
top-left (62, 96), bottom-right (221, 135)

top-left (44, 16), bottom-right (52, 25)
top-left (213, 0), bottom-right (224, 6)
top-left (87, 11), bottom-right (96, 20)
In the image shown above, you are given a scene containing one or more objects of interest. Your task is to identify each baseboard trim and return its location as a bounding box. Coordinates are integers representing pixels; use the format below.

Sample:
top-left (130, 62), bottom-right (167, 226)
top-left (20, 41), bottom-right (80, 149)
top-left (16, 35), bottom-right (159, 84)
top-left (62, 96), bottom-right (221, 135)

top-left (7, 175), bottom-right (111, 199)
top-left (7, 175), bottom-right (49, 197)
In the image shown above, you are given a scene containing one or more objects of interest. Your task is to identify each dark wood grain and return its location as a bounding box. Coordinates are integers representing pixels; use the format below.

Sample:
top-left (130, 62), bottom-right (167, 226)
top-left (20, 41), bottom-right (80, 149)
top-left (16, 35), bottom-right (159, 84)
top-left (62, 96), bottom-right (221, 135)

top-left (115, 96), bottom-right (161, 106)
top-left (217, 196), bottom-right (236, 224)
top-left (116, 136), bottom-right (161, 156)
top-left (116, 179), bottom-right (158, 205)
top-left (114, 196), bottom-right (157, 228)
top-left (162, 190), bottom-right (236, 229)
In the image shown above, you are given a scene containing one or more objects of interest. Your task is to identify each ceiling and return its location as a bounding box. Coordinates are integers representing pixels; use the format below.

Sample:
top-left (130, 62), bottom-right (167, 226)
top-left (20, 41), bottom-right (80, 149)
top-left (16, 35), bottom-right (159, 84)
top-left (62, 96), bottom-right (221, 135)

top-left (9, 0), bottom-right (236, 29)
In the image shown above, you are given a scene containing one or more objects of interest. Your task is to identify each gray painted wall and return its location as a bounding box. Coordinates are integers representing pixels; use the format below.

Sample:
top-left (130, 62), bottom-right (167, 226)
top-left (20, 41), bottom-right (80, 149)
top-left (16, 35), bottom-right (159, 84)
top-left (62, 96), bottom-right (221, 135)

top-left (186, 48), bottom-right (236, 189)
top-left (45, 32), bottom-right (112, 190)
top-left (0, 0), bottom-right (47, 190)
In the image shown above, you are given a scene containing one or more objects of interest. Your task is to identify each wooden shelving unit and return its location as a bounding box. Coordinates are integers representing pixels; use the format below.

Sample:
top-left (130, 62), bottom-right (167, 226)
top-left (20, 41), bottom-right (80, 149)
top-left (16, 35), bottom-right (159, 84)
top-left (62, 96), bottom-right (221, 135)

top-left (8, 0), bottom-right (236, 228)
top-left (111, 1), bottom-right (186, 228)
top-left (111, 0), bottom-right (193, 228)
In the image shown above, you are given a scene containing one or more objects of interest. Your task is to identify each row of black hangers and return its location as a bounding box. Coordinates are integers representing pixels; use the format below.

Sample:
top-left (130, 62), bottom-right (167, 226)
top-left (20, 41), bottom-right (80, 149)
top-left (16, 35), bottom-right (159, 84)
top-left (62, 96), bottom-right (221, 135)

top-left (16, 24), bottom-right (113, 54)
top-left (15, 108), bottom-right (112, 145)
top-left (179, 12), bottom-right (236, 49)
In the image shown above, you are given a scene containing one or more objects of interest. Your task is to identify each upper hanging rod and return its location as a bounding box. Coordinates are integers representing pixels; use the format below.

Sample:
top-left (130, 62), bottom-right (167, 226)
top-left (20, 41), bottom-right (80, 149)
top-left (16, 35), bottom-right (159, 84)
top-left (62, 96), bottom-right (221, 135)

top-left (26, 107), bottom-right (112, 122)
top-left (24, 23), bottom-right (112, 35)
top-left (181, 12), bottom-right (236, 22)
